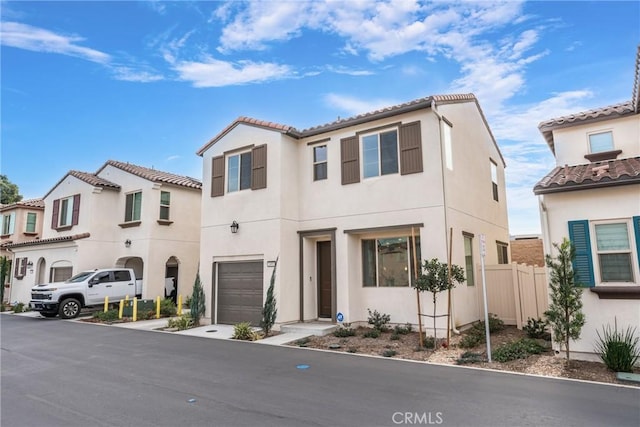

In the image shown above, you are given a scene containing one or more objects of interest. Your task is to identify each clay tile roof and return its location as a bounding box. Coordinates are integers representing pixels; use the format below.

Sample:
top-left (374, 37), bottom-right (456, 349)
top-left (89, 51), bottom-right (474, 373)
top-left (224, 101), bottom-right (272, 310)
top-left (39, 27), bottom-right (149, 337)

top-left (69, 170), bottom-right (121, 189)
top-left (2, 232), bottom-right (91, 249)
top-left (0, 198), bottom-right (45, 211)
top-left (100, 160), bottom-right (202, 190)
top-left (533, 156), bottom-right (640, 195)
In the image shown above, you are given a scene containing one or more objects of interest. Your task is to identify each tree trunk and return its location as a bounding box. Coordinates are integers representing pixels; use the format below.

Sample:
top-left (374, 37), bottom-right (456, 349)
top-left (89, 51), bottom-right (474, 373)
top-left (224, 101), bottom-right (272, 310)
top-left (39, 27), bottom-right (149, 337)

top-left (433, 293), bottom-right (437, 350)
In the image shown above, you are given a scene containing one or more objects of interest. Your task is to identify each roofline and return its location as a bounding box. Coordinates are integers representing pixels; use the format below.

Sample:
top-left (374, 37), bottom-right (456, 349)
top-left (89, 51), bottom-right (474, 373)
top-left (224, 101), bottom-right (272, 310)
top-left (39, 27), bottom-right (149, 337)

top-left (196, 94), bottom-right (506, 167)
top-left (2, 232), bottom-right (91, 249)
top-left (533, 178), bottom-right (640, 195)
top-left (0, 199), bottom-right (45, 212)
top-left (95, 160), bottom-right (202, 189)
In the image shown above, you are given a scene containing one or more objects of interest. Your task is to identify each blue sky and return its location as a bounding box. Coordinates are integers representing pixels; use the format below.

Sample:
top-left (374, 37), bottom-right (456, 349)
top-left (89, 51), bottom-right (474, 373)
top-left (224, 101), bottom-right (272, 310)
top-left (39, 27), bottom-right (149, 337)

top-left (1, 1), bottom-right (638, 234)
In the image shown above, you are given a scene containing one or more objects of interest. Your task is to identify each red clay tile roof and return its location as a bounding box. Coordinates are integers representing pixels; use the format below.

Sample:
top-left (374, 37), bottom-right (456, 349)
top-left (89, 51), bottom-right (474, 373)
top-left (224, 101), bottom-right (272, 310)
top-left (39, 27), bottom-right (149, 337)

top-left (196, 93), bottom-right (505, 166)
top-left (69, 170), bottom-right (121, 189)
top-left (533, 157), bottom-right (640, 194)
top-left (2, 232), bottom-right (91, 249)
top-left (98, 160), bottom-right (202, 189)
top-left (539, 46), bottom-right (640, 153)
top-left (0, 198), bottom-right (45, 211)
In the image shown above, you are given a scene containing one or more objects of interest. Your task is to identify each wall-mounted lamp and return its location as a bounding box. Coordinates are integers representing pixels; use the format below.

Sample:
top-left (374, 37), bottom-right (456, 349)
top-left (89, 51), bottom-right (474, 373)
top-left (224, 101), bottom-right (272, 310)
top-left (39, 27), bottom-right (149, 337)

top-left (26, 261), bottom-right (34, 268)
top-left (230, 221), bottom-right (239, 234)
top-left (125, 239), bottom-right (132, 248)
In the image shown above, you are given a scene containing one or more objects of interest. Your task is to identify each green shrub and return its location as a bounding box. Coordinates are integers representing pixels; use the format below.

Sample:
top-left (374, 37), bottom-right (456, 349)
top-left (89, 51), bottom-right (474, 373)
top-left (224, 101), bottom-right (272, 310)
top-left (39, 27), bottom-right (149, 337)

top-left (167, 315), bottom-right (194, 331)
top-left (140, 310), bottom-right (156, 320)
top-left (295, 337), bottom-right (310, 347)
top-left (382, 349), bottom-right (397, 357)
top-left (92, 309), bottom-right (119, 322)
top-left (160, 298), bottom-right (177, 317)
top-left (471, 314), bottom-right (504, 334)
top-left (232, 322), bottom-right (258, 341)
top-left (390, 333), bottom-right (400, 341)
top-left (594, 324), bottom-right (640, 373)
top-left (12, 302), bottom-right (26, 313)
top-left (523, 317), bottom-right (549, 339)
top-left (333, 324), bottom-right (356, 337)
top-left (492, 338), bottom-right (545, 362)
top-left (363, 328), bottom-right (381, 339)
top-left (456, 351), bottom-right (485, 365)
top-left (347, 347), bottom-right (358, 353)
top-left (423, 336), bottom-right (436, 349)
top-left (393, 323), bottom-right (413, 335)
top-left (367, 309), bottom-right (391, 332)
top-left (459, 333), bottom-right (483, 349)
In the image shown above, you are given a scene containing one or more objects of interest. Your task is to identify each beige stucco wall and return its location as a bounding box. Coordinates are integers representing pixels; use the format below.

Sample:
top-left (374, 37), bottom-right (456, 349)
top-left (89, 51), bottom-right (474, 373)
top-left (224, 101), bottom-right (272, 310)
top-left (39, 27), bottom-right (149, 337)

top-left (200, 101), bottom-right (510, 332)
top-left (552, 114), bottom-right (639, 166)
top-left (540, 182), bottom-right (640, 357)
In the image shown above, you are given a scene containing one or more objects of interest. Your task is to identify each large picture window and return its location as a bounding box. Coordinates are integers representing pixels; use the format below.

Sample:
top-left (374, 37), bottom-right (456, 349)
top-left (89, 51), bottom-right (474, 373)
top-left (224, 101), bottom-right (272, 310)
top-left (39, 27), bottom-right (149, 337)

top-left (228, 152), bottom-right (252, 192)
top-left (362, 129), bottom-right (398, 178)
top-left (362, 236), bottom-right (420, 287)
top-left (594, 222), bottom-right (633, 282)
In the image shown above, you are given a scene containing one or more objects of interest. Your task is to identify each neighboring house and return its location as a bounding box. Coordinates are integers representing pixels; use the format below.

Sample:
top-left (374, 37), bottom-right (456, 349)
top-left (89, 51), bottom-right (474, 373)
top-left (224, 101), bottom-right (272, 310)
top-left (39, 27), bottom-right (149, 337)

top-left (197, 93), bottom-right (510, 333)
top-left (0, 199), bottom-right (45, 302)
top-left (534, 47), bottom-right (640, 360)
top-left (510, 235), bottom-right (545, 267)
top-left (5, 160), bottom-right (202, 305)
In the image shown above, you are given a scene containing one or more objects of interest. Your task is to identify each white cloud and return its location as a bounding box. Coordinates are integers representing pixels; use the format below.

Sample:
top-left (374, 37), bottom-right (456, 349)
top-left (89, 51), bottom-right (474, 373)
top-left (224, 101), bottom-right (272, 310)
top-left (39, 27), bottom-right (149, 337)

top-left (323, 93), bottom-right (399, 116)
top-left (325, 65), bottom-right (374, 76)
top-left (0, 21), bottom-right (110, 63)
top-left (166, 155), bottom-right (181, 161)
top-left (111, 66), bottom-right (164, 83)
top-left (173, 56), bottom-right (293, 87)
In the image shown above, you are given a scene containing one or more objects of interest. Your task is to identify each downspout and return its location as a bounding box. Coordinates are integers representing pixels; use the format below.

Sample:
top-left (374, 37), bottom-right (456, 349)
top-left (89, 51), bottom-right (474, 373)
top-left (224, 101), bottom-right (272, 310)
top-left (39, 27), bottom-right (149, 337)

top-left (432, 100), bottom-right (460, 335)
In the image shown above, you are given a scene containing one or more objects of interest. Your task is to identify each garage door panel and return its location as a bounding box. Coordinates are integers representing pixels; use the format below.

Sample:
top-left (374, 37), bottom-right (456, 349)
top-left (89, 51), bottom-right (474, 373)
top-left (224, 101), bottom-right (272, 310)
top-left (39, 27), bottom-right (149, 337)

top-left (217, 261), bottom-right (263, 326)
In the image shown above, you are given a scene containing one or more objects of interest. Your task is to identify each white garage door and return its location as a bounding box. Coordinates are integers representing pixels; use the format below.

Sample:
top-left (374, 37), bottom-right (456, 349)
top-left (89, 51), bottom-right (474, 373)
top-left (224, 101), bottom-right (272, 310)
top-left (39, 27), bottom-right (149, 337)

top-left (217, 261), bottom-right (263, 326)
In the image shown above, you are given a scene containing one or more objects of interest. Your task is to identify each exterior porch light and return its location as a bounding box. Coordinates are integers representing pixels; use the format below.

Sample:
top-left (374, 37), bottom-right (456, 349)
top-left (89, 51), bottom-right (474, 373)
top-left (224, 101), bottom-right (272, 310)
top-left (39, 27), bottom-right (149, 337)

top-left (26, 261), bottom-right (33, 268)
top-left (230, 221), bottom-right (239, 234)
top-left (125, 239), bottom-right (132, 247)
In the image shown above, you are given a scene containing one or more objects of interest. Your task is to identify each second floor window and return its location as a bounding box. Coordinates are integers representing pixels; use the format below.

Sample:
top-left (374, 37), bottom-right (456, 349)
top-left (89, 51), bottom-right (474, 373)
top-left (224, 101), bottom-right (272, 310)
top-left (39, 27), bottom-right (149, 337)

top-left (491, 160), bottom-right (499, 202)
top-left (1, 213), bottom-right (15, 235)
top-left (59, 196), bottom-right (74, 227)
top-left (25, 212), bottom-right (37, 233)
top-left (228, 152), bottom-right (252, 192)
top-left (363, 129), bottom-right (399, 178)
top-left (125, 192), bottom-right (142, 222)
top-left (588, 131), bottom-right (613, 153)
top-left (159, 191), bottom-right (170, 220)
top-left (594, 222), bottom-right (633, 282)
top-left (313, 145), bottom-right (327, 181)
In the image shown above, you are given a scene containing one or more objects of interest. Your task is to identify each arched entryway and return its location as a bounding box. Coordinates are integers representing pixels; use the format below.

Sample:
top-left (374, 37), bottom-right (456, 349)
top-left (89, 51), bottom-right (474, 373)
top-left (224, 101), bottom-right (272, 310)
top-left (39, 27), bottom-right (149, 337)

top-left (165, 256), bottom-right (179, 304)
top-left (115, 256), bottom-right (144, 298)
top-left (35, 258), bottom-right (46, 285)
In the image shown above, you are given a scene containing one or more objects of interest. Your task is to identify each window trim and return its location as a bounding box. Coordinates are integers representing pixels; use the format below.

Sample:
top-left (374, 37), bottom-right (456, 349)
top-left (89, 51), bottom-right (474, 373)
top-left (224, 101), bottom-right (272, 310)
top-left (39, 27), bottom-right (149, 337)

top-left (463, 233), bottom-right (475, 286)
top-left (1, 212), bottom-right (15, 236)
top-left (313, 144), bottom-right (328, 181)
top-left (124, 191), bottom-right (142, 223)
top-left (592, 220), bottom-right (635, 283)
top-left (587, 130), bottom-right (614, 154)
top-left (490, 159), bottom-right (499, 202)
top-left (497, 241), bottom-right (509, 264)
top-left (361, 127), bottom-right (399, 179)
top-left (25, 212), bottom-right (37, 234)
top-left (361, 234), bottom-right (421, 288)
top-left (159, 191), bottom-right (171, 221)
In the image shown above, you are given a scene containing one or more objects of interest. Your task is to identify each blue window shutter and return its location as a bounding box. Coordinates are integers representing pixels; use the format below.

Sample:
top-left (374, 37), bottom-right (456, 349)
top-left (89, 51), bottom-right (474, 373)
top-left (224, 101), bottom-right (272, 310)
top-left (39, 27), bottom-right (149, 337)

top-left (633, 216), bottom-right (640, 271)
top-left (568, 220), bottom-right (595, 287)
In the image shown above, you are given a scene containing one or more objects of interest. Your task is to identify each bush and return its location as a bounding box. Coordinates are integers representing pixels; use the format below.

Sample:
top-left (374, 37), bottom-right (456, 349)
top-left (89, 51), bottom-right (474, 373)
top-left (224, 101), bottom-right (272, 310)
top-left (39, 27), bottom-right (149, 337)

top-left (456, 351), bottom-right (485, 365)
top-left (523, 317), bottom-right (549, 339)
top-left (93, 309), bottom-right (119, 322)
top-left (363, 328), bottom-right (381, 339)
top-left (167, 315), bottom-right (194, 331)
top-left (594, 324), bottom-right (640, 373)
top-left (492, 338), bottom-right (545, 363)
top-left (381, 349), bottom-right (397, 357)
top-left (295, 337), bottom-right (310, 347)
top-left (12, 302), bottom-right (26, 313)
top-left (140, 310), bottom-right (156, 320)
top-left (423, 336), bottom-right (436, 349)
top-left (393, 323), bottom-right (413, 335)
top-left (459, 333), bottom-right (483, 349)
top-left (390, 333), bottom-right (400, 341)
top-left (367, 309), bottom-right (391, 332)
top-left (232, 322), bottom-right (258, 341)
top-left (333, 323), bottom-right (356, 337)
top-left (471, 314), bottom-right (504, 334)
top-left (160, 298), bottom-right (177, 317)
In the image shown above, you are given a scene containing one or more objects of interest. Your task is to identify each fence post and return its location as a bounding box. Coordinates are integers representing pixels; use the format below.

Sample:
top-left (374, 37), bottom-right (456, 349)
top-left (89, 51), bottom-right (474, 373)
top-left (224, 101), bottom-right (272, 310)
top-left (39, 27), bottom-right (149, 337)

top-left (118, 299), bottom-right (124, 319)
top-left (104, 296), bottom-right (109, 313)
top-left (133, 298), bottom-right (138, 322)
top-left (177, 295), bottom-right (182, 316)
top-left (511, 263), bottom-right (523, 329)
top-left (156, 296), bottom-right (161, 319)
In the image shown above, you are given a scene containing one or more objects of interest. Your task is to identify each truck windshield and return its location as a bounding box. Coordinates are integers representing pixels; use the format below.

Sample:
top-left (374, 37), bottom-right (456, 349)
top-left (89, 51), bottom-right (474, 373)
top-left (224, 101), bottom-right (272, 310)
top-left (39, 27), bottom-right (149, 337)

top-left (65, 271), bottom-right (94, 283)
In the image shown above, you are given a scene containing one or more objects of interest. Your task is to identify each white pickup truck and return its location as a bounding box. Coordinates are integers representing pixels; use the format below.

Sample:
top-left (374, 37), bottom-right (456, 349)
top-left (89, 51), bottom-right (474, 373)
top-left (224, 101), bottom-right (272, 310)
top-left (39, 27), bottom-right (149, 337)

top-left (29, 268), bottom-right (143, 319)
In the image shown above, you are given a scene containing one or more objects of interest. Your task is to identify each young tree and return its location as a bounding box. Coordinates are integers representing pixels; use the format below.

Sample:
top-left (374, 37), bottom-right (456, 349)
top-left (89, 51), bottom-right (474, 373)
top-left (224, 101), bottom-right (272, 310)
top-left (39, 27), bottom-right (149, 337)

top-left (0, 175), bottom-right (22, 205)
top-left (414, 258), bottom-right (465, 349)
top-left (0, 256), bottom-right (10, 307)
top-left (189, 272), bottom-right (206, 326)
top-left (260, 258), bottom-right (278, 337)
top-left (544, 238), bottom-right (586, 360)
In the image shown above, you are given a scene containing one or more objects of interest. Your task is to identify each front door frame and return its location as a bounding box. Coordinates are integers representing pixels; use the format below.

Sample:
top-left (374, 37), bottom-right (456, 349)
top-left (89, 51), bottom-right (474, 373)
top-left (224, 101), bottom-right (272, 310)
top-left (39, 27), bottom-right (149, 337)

top-left (298, 228), bottom-right (336, 322)
top-left (316, 241), bottom-right (332, 318)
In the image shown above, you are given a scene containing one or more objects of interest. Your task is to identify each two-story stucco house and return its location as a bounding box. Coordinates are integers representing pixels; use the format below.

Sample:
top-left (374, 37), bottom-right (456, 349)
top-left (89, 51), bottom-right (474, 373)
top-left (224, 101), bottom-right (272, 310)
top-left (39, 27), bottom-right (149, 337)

top-left (0, 198), bottom-right (45, 302)
top-left (197, 93), bottom-right (510, 334)
top-left (6, 160), bottom-right (202, 305)
top-left (534, 47), bottom-right (640, 360)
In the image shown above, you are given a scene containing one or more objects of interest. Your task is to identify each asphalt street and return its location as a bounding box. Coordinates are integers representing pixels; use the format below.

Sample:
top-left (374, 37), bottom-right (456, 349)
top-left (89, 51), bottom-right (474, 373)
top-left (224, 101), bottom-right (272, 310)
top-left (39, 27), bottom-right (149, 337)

top-left (1, 314), bottom-right (638, 427)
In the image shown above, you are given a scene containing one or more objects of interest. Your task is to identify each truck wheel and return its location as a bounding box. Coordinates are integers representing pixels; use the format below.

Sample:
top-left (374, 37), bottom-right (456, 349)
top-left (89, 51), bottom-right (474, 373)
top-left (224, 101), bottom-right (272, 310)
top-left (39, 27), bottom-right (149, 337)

top-left (40, 312), bottom-right (58, 318)
top-left (59, 298), bottom-right (81, 319)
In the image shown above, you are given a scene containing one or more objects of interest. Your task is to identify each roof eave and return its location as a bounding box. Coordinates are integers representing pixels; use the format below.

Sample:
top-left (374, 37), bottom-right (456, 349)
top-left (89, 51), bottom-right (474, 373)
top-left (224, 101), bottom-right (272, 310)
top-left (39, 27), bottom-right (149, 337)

top-left (534, 178), bottom-right (640, 195)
